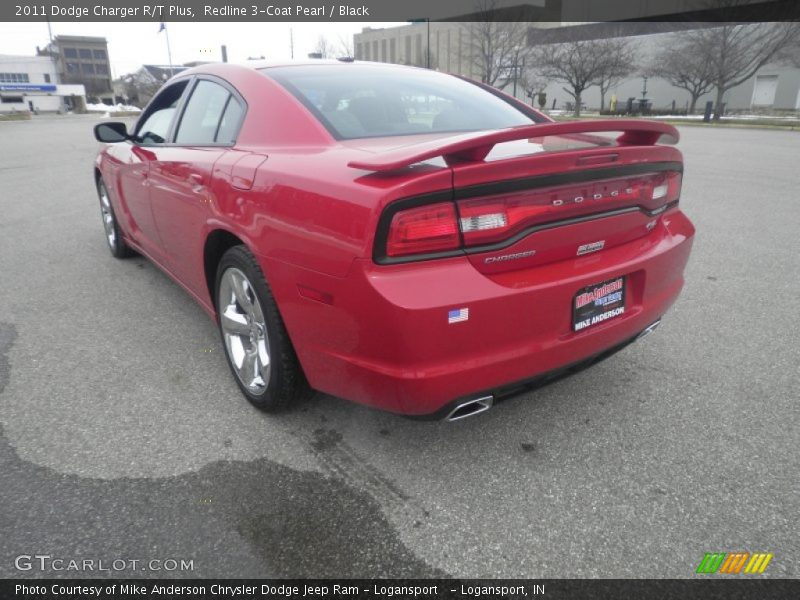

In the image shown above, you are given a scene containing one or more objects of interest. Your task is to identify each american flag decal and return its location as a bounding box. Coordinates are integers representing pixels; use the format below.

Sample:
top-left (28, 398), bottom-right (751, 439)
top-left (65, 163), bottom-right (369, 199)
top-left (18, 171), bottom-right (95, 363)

top-left (448, 308), bottom-right (469, 324)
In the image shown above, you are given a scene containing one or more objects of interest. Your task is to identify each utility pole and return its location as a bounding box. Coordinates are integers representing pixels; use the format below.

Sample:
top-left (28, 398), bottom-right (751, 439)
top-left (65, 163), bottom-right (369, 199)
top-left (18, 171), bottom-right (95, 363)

top-left (509, 56), bottom-right (524, 98)
top-left (408, 18), bottom-right (431, 68)
top-left (426, 18), bottom-right (430, 69)
top-left (290, 28), bottom-right (294, 59)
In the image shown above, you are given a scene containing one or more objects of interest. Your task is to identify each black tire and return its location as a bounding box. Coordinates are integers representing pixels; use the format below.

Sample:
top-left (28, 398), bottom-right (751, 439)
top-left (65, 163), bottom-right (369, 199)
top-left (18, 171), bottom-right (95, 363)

top-left (97, 178), bottom-right (134, 259)
top-left (215, 245), bottom-right (306, 411)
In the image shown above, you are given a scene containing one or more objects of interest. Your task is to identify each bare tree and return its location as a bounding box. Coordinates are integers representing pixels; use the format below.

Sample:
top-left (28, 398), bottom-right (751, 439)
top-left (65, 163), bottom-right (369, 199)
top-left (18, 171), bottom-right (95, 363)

top-left (531, 38), bottom-right (639, 117)
top-left (117, 71), bottom-right (165, 107)
top-left (313, 35), bottom-right (334, 59)
top-left (775, 28), bottom-right (800, 69)
top-left (686, 21), bottom-right (799, 119)
top-left (407, 47), bottom-right (439, 69)
top-left (335, 34), bottom-right (355, 59)
top-left (648, 33), bottom-right (715, 114)
top-left (519, 69), bottom-right (546, 105)
top-left (594, 38), bottom-right (638, 111)
top-left (461, 0), bottom-right (530, 90)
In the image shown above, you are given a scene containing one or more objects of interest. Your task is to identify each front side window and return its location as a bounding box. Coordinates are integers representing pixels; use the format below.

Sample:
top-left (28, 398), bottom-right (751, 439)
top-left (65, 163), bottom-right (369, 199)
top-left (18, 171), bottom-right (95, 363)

top-left (175, 80), bottom-right (237, 145)
top-left (135, 80), bottom-right (189, 145)
top-left (265, 65), bottom-right (536, 140)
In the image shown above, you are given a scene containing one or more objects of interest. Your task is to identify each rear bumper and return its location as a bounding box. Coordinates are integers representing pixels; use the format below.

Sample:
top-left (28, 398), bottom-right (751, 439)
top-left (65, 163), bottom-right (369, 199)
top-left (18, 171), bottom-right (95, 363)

top-left (268, 209), bottom-right (695, 416)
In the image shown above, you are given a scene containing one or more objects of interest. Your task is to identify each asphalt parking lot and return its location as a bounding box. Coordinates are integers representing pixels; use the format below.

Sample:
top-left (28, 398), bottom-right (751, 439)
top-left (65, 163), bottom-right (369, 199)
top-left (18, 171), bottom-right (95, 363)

top-left (0, 114), bottom-right (797, 579)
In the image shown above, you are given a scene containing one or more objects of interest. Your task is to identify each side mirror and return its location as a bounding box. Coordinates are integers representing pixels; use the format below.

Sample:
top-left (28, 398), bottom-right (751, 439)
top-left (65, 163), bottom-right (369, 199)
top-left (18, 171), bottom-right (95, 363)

top-left (94, 122), bottom-right (129, 143)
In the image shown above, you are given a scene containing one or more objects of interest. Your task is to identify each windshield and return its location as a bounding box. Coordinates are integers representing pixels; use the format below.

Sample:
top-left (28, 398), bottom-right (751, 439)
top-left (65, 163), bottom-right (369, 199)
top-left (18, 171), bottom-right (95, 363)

top-left (264, 64), bottom-right (538, 140)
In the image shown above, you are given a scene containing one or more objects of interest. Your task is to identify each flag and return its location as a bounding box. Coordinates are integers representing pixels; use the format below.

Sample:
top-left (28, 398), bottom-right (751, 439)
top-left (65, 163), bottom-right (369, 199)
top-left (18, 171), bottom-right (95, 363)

top-left (158, 22), bottom-right (165, 33)
top-left (447, 308), bottom-right (469, 324)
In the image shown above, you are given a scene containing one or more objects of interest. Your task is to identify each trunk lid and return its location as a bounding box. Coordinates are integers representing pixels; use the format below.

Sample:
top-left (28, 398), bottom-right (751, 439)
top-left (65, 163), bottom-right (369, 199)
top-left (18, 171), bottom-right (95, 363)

top-left (353, 120), bottom-right (683, 272)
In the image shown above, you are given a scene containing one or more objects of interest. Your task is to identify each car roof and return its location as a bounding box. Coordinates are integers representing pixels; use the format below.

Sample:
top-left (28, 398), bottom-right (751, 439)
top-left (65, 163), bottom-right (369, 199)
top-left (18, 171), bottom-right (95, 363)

top-left (185, 59), bottom-right (428, 74)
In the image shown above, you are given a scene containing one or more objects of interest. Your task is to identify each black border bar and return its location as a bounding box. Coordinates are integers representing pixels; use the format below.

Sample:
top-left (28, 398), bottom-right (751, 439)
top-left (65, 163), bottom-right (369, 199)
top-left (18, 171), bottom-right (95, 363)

top-left (2, 578), bottom-right (798, 600)
top-left (4, 0), bottom-right (800, 22)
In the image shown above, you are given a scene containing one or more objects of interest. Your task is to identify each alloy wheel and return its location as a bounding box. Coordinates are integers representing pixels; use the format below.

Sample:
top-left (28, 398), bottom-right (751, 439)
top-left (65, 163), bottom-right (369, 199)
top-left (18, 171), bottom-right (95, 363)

top-left (98, 182), bottom-right (117, 250)
top-left (218, 267), bottom-right (271, 395)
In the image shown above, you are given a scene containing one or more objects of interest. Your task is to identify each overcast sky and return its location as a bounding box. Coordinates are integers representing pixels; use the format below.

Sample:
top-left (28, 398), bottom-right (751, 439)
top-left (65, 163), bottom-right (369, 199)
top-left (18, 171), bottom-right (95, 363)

top-left (0, 21), bottom-right (400, 77)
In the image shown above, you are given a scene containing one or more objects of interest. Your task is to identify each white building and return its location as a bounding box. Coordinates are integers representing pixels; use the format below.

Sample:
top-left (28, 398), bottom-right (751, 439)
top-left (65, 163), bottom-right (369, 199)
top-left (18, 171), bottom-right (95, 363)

top-left (528, 24), bottom-right (800, 113)
top-left (0, 55), bottom-right (86, 114)
top-left (354, 22), bottom-right (800, 113)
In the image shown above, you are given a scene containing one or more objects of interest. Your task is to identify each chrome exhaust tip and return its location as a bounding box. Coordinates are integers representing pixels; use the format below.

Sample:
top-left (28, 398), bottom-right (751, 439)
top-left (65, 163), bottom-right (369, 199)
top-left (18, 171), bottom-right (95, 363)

top-left (636, 319), bottom-right (662, 341)
top-left (445, 395), bottom-right (494, 422)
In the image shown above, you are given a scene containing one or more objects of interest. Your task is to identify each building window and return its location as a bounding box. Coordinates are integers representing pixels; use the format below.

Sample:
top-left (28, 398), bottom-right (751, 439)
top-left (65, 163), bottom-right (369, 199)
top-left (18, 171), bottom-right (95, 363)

top-left (0, 73), bottom-right (30, 83)
top-left (95, 64), bottom-right (108, 74)
top-left (363, 42), bottom-right (370, 61)
top-left (415, 35), bottom-right (422, 65)
top-left (93, 49), bottom-right (107, 59)
top-left (355, 42), bottom-right (362, 60)
top-left (405, 36), bottom-right (412, 64)
top-left (63, 48), bottom-right (78, 58)
top-left (390, 39), bottom-right (396, 63)
top-left (372, 41), bottom-right (378, 62)
top-left (1, 96), bottom-right (25, 103)
top-left (381, 39), bottom-right (387, 62)
top-left (81, 63), bottom-right (95, 74)
top-left (44, 74), bottom-right (51, 83)
top-left (79, 48), bottom-right (92, 59)
top-left (66, 62), bottom-right (79, 74)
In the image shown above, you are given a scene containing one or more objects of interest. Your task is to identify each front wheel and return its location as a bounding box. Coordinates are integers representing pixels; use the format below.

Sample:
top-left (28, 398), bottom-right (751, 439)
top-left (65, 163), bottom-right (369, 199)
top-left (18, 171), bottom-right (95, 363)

top-left (97, 178), bottom-right (134, 258)
top-left (216, 245), bottom-right (305, 411)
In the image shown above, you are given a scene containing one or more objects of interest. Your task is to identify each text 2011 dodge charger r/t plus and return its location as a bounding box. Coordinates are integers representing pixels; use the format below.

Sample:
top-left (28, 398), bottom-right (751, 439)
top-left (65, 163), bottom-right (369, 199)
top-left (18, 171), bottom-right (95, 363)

top-left (93, 60), bottom-right (694, 421)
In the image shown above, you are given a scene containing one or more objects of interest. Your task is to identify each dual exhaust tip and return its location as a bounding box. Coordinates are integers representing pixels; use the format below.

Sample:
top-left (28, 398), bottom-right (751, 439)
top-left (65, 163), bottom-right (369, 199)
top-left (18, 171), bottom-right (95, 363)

top-left (442, 319), bottom-right (662, 423)
top-left (445, 395), bottom-right (494, 422)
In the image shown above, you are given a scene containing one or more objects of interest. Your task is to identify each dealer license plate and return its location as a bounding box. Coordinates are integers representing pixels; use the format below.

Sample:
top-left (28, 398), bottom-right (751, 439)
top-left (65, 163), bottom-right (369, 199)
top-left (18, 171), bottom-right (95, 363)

top-left (573, 276), bottom-right (626, 332)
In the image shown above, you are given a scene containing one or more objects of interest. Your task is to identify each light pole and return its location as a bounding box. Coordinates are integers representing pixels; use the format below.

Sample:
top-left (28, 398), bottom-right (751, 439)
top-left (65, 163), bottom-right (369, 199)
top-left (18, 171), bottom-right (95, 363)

top-left (408, 18), bottom-right (431, 68)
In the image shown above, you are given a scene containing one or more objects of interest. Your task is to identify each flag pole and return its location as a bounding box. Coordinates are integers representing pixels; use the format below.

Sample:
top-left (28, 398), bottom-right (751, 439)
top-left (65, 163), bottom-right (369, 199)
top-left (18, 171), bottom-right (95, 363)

top-left (160, 22), bottom-right (174, 76)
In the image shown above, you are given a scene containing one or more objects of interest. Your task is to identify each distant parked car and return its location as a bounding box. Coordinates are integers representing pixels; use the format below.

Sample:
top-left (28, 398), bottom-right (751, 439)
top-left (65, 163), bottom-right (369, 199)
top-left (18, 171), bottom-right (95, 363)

top-left (93, 60), bottom-right (694, 420)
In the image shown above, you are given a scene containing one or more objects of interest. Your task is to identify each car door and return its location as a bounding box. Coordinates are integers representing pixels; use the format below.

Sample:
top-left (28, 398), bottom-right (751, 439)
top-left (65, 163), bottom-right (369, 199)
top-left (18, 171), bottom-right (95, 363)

top-left (147, 77), bottom-right (247, 299)
top-left (113, 79), bottom-right (190, 264)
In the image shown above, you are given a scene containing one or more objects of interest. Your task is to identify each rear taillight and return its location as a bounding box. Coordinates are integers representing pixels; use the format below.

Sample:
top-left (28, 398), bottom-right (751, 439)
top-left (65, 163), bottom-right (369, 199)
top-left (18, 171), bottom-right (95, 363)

top-left (377, 169), bottom-right (681, 262)
top-left (457, 171), bottom-right (681, 247)
top-left (385, 202), bottom-right (460, 257)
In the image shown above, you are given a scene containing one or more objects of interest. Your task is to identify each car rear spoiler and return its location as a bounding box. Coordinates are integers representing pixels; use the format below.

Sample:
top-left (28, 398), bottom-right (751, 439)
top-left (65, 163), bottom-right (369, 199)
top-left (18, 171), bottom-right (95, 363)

top-left (347, 119), bottom-right (679, 173)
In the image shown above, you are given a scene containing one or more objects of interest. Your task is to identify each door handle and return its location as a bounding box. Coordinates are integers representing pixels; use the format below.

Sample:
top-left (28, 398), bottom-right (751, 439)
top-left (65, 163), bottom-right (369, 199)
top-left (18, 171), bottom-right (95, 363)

top-left (188, 172), bottom-right (205, 194)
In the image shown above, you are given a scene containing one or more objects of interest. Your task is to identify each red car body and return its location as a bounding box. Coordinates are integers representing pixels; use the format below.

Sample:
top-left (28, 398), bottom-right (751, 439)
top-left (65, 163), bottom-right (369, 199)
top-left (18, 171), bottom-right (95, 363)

top-left (94, 61), bottom-right (694, 418)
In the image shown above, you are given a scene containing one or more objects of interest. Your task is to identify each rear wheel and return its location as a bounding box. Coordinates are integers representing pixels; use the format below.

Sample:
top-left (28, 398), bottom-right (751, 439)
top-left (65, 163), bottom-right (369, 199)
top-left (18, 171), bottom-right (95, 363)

top-left (216, 245), bottom-right (304, 411)
top-left (97, 178), bottom-right (134, 258)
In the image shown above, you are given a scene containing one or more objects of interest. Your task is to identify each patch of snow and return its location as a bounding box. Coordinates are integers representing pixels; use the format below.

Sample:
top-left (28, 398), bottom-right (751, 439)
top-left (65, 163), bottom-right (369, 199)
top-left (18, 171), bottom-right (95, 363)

top-left (650, 113), bottom-right (800, 122)
top-left (86, 102), bottom-right (141, 113)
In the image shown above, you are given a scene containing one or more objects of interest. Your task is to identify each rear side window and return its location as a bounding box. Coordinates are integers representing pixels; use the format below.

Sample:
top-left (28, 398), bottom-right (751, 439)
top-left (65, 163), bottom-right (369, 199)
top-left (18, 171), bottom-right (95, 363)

top-left (216, 96), bottom-right (245, 144)
top-left (175, 80), bottom-right (240, 145)
top-left (265, 64), bottom-right (536, 140)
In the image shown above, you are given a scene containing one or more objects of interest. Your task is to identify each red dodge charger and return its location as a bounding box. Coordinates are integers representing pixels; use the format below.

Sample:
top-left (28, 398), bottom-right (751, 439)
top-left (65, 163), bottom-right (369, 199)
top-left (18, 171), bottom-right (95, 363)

top-left (93, 60), bottom-right (694, 420)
